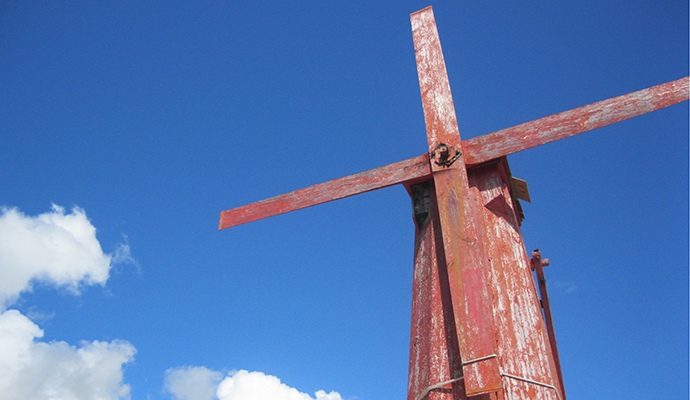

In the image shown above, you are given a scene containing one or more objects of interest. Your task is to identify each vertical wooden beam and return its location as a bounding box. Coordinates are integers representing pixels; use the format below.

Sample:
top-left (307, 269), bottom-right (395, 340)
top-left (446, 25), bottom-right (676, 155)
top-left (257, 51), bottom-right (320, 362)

top-left (411, 7), bottom-right (501, 396)
top-left (406, 180), bottom-right (464, 400)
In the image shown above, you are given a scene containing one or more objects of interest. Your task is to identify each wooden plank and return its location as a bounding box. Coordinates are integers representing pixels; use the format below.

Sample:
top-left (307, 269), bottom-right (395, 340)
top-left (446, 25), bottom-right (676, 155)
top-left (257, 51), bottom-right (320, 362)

top-left (462, 76), bottom-right (689, 166)
top-left (411, 7), bottom-right (502, 396)
top-left (411, 7), bottom-right (462, 152)
top-left (509, 177), bottom-right (531, 203)
top-left (219, 77), bottom-right (687, 231)
top-left (406, 181), bottom-right (463, 400)
top-left (218, 154), bottom-right (431, 230)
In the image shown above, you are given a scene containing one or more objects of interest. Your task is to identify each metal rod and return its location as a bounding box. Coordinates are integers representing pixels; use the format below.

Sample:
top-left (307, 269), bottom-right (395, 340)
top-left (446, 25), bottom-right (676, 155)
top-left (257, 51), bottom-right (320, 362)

top-left (532, 250), bottom-right (566, 400)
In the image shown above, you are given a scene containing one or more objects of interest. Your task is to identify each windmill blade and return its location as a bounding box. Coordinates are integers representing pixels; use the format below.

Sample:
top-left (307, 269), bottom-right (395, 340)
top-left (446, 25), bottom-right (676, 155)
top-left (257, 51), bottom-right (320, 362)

top-left (218, 154), bottom-right (431, 230)
top-left (411, 7), bottom-right (502, 396)
top-left (462, 76), bottom-right (689, 166)
top-left (219, 77), bottom-right (687, 231)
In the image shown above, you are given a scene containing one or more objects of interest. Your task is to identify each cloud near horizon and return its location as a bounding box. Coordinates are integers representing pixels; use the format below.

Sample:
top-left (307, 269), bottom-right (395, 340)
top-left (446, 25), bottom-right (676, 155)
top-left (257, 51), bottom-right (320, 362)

top-left (0, 205), bottom-right (136, 399)
top-left (0, 205), bottom-right (344, 400)
top-left (0, 309), bottom-right (136, 399)
top-left (165, 368), bottom-right (344, 400)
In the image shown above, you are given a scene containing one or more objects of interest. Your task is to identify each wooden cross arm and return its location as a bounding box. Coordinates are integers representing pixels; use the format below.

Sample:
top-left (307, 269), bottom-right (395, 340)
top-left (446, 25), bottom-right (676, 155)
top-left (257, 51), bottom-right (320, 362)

top-left (219, 154), bottom-right (431, 230)
top-left (219, 77), bottom-right (688, 230)
top-left (462, 76), bottom-right (689, 165)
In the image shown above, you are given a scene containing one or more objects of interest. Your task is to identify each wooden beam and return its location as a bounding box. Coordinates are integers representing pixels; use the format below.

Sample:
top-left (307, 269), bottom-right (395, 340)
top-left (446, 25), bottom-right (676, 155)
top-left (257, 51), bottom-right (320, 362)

top-left (406, 180), bottom-right (463, 400)
top-left (218, 154), bottom-right (431, 230)
top-left (462, 76), bottom-right (689, 165)
top-left (219, 77), bottom-right (687, 231)
top-left (412, 7), bottom-right (501, 396)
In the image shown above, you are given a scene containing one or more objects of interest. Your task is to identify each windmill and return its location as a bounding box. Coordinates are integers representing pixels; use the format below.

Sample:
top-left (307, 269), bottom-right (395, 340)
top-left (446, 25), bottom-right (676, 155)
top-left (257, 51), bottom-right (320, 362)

top-left (219, 7), bottom-right (688, 400)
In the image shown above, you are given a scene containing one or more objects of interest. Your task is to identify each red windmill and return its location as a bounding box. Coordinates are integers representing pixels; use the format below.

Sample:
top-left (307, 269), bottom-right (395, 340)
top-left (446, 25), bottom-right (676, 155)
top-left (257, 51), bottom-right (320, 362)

top-left (219, 7), bottom-right (688, 400)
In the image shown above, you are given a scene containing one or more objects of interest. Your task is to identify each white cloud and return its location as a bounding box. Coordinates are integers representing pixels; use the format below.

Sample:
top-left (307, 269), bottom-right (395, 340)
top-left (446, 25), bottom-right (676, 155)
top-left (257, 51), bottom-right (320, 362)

top-left (164, 369), bottom-right (344, 400)
top-left (112, 234), bottom-right (141, 275)
top-left (0, 204), bottom-right (137, 399)
top-left (553, 279), bottom-right (578, 294)
top-left (217, 370), bottom-right (343, 400)
top-left (0, 204), bottom-right (112, 309)
top-left (165, 366), bottom-right (224, 400)
top-left (0, 309), bottom-right (136, 400)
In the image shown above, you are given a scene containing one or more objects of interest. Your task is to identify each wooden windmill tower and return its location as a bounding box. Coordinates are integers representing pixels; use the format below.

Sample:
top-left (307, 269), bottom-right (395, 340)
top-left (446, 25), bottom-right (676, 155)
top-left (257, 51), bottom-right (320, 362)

top-left (219, 7), bottom-right (688, 400)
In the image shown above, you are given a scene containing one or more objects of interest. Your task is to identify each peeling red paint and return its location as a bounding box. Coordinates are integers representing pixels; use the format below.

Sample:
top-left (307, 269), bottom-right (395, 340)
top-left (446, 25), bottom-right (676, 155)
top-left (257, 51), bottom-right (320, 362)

top-left (219, 77), bottom-right (687, 231)
top-left (462, 77), bottom-right (689, 166)
top-left (412, 7), bottom-right (501, 396)
top-left (469, 162), bottom-right (562, 400)
top-left (218, 154), bottom-right (430, 230)
top-left (405, 180), bottom-right (464, 400)
top-left (217, 5), bottom-right (688, 400)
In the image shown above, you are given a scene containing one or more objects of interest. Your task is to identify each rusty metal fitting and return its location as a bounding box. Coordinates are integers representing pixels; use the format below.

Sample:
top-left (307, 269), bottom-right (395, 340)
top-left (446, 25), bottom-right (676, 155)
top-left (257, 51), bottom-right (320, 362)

top-left (530, 249), bottom-right (550, 270)
top-left (431, 143), bottom-right (461, 167)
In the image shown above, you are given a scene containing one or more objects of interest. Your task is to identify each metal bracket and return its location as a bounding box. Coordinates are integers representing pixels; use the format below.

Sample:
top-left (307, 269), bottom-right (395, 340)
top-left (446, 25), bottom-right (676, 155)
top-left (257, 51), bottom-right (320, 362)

top-left (410, 181), bottom-right (431, 229)
top-left (430, 143), bottom-right (461, 167)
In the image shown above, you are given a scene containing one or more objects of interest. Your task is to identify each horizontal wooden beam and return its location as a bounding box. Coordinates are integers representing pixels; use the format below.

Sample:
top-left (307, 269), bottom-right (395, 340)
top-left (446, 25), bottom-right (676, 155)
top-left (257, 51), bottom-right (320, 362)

top-left (220, 77), bottom-right (688, 231)
top-left (462, 76), bottom-right (689, 165)
top-left (219, 154), bottom-right (431, 230)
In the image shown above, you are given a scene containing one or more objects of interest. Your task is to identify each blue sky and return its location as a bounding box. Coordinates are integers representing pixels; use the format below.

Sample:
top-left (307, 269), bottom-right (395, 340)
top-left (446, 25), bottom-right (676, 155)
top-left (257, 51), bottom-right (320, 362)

top-left (0, 1), bottom-right (687, 399)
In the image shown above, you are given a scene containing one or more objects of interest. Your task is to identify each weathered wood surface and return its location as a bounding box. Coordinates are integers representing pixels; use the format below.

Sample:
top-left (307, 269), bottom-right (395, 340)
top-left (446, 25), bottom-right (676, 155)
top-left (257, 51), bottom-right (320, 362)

top-left (470, 162), bottom-right (562, 400)
top-left (412, 7), bottom-right (501, 396)
top-left (217, 5), bottom-right (687, 400)
top-left (411, 8), bottom-right (462, 153)
top-left (406, 181), bottom-right (464, 400)
top-left (218, 154), bottom-right (430, 230)
top-left (219, 77), bottom-right (687, 231)
top-left (462, 76), bottom-right (689, 166)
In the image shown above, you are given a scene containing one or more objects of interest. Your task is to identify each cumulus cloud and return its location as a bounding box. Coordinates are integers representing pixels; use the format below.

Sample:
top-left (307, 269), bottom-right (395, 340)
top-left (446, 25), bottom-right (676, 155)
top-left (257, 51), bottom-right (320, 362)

top-left (0, 204), bottom-right (112, 309)
top-left (217, 370), bottom-right (343, 400)
top-left (217, 371), bottom-right (343, 400)
top-left (0, 204), bottom-right (137, 399)
top-left (164, 369), bottom-right (343, 400)
top-left (165, 366), bottom-right (225, 400)
top-left (0, 309), bottom-right (136, 400)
